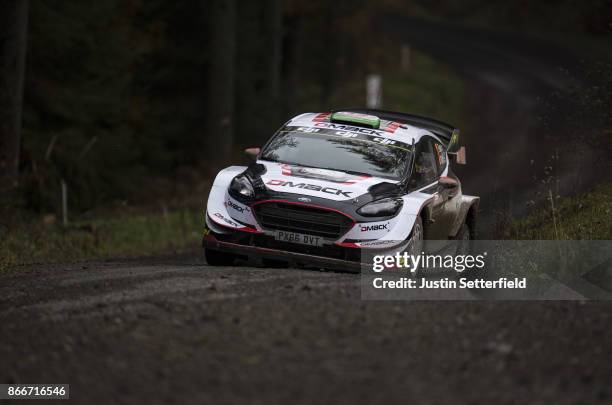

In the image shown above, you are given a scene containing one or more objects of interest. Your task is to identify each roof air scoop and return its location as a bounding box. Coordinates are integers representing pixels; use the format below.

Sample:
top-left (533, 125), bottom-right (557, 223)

top-left (330, 111), bottom-right (381, 129)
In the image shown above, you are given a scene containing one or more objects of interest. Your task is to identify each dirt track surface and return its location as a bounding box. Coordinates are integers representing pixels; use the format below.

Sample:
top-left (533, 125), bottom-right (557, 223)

top-left (1, 255), bottom-right (611, 404)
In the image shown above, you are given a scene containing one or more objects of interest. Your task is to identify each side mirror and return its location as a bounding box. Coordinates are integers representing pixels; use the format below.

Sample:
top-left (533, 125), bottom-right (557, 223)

top-left (244, 147), bottom-right (261, 161)
top-left (438, 176), bottom-right (459, 189)
top-left (449, 146), bottom-right (466, 165)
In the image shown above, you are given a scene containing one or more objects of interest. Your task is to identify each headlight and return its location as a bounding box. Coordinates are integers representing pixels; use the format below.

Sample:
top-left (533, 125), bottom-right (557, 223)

top-left (357, 197), bottom-right (403, 217)
top-left (229, 175), bottom-right (254, 199)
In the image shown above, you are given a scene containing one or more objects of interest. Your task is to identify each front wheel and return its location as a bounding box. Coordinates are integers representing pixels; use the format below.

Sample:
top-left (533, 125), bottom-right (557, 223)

top-left (205, 248), bottom-right (236, 266)
top-left (406, 216), bottom-right (424, 276)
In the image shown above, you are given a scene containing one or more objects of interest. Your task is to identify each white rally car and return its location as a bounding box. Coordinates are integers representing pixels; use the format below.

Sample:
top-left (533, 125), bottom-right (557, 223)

top-left (203, 110), bottom-right (479, 272)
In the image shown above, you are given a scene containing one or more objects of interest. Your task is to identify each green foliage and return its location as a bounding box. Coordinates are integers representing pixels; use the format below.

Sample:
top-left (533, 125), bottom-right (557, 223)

top-left (408, 0), bottom-right (612, 37)
top-left (18, 0), bottom-right (467, 217)
top-left (0, 209), bottom-right (202, 272)
top-left (23, 0), bottom-right (162, 211)
top-left (383, 52), bottom-right (465, 127)
top-left (509, 184), bottom-right (612, 240)
top-left (21, 0), bottom-right (218, 212)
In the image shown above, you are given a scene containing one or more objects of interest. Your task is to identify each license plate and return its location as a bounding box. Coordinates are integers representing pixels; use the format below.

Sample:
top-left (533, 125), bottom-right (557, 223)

top-left (274, 231), bottom-right (323, 247)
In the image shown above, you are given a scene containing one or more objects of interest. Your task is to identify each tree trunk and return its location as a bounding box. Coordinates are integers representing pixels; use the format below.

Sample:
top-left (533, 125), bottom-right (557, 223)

top-left (282, 14), bottom-right (302, 118)
top-left (0, 0), bottom-right (29, 192)
top-left (205, 0), bottom-right (235, 166)
top-left (234, 2), bottom-right (262, 150)
top-left (262, 0), bottom-right (282, 125)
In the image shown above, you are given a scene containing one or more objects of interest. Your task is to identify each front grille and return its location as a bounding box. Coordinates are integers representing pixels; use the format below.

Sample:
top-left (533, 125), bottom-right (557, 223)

top-left (254, 202), bottom-right (354, 239)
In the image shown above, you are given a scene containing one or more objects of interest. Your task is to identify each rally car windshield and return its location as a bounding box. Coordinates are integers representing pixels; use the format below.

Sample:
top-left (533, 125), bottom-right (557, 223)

top-left (260, 130), bottom-right (412, 180)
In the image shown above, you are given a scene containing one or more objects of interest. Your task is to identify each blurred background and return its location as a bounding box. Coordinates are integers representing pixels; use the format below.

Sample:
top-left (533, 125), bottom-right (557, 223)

top-left (0, 0), bottom-right (610, 266)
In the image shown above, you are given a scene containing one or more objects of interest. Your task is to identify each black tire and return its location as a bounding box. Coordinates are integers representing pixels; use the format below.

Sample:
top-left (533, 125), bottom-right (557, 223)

top-left (406, 216), bottom-right (424, 276)
top-left (453, 222), bottom-right (479, 280)
top-left (205, 248), bottom-right (236, 266)
top-left (454, 223), bottom-right (472, 255)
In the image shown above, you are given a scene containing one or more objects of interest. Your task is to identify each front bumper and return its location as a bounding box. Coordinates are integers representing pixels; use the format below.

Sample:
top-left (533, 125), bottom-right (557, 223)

top-left (203, 235), bottom-right (366, 273)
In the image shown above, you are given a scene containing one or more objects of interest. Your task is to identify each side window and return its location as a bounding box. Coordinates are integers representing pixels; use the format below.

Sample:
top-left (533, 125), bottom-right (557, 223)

top-left (432, 141), bottom-right (447, 175)
top-left (410, 137), bottom-right (438, 189)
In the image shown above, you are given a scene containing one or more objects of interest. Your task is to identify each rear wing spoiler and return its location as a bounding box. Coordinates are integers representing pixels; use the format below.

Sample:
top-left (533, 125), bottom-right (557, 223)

top-left (339, 108), bottom-right (465, 163)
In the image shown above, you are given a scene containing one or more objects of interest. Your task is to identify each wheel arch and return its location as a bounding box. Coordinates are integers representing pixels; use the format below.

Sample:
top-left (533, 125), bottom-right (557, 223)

top-left (449, 195), bottom-right (480, 238)
top-left (465, 202), bottom-right (478, 239)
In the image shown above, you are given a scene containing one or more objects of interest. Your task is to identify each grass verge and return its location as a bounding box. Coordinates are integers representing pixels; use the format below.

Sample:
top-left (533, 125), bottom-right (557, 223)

top-left (0, 209), bottom-right (203, 272)
top-left (509, 183), bottom-right (612, 240)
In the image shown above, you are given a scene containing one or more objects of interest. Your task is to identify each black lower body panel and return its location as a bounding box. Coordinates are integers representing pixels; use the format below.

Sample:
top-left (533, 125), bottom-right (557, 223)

top-left (203, 233), bottom-right (365, 273)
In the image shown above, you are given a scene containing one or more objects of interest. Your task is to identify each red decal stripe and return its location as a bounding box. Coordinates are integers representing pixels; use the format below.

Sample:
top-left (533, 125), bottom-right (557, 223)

top-left (335, 242), bottom-right (360, 249)
top-left (384, 121), bottom-right (400, 133)
top-left (281, 163), bottom-right (292, 176)
top-left (341, 174), bottom-right (371, 185)
top-left (208, 214), bottom-right (262, 234)
top-left (312, 112), bottom-right (331, 122)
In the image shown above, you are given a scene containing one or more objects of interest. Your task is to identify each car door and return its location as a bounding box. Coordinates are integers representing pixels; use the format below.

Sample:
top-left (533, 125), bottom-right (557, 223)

top-left (431, 139), bottom-right (462, 238)
top-left (409, 137), bottom-right (447, 240)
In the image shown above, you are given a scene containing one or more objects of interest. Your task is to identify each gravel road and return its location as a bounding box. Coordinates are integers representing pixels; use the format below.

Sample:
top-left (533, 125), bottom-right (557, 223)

top-left (1, 254), bottom-right (611, 404)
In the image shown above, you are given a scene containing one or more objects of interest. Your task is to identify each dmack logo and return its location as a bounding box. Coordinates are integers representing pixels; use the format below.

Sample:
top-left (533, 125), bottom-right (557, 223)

top-left (360, 223), bottom-right (389, 232)
top-left (226, 199), bottom-right (247, 213)
top-left (266, 180), bottom-right (352, 198)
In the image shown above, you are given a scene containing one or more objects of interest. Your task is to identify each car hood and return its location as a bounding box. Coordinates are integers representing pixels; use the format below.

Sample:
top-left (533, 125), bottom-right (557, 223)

top-left (256, 160), bottom-right (398, 201)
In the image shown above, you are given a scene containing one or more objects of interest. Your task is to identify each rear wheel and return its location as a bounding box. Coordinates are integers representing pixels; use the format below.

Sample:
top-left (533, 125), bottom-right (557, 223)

top-left (205, 248), bottom-right (236, 266)
top-left (453, 222), bottom-right (480, 280)
top-left (454, 223), bottom-right (472, 255)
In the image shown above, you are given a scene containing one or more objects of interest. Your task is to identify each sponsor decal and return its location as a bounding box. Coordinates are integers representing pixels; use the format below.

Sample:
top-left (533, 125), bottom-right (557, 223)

top-left (372, 137), bottom-right (396, 145)
top-left (358, 239), bottom-right (399, 247)
top-left (433, 143), bottom-right (447, 167)
top-left (298, 197), bottom-right (312, 203)
top-left (266, 179), bottom-right (352, 198)
top-left (295, 126), bottom-right (321, 133)
top-left (360, 223), bottom-right (390, 232)
top-left (295, 126), bottom-right (361, 139)
top-left (282, 125), bottom-right (412, 152)
top-left (314, 122), bottom-right (384, 136)
top-left (213, 212), bottom-right (240, 227)
top-left (226, 199), bottom-right (248, 213)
